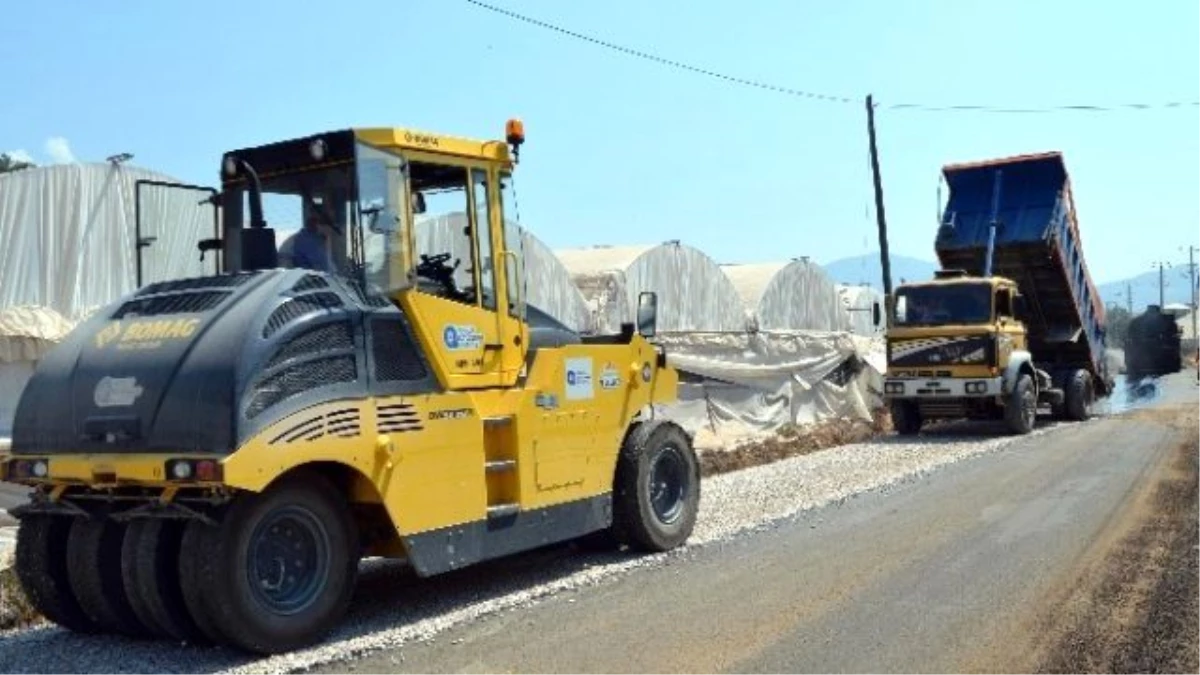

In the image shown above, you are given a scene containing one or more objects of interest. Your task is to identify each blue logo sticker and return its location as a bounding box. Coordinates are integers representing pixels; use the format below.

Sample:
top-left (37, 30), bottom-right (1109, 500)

top-left (443, 326), bottom-right (459, 349)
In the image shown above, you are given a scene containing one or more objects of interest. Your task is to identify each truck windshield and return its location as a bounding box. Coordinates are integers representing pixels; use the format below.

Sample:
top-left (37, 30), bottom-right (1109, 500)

top-left (894, 283), bottom-right (993, 326)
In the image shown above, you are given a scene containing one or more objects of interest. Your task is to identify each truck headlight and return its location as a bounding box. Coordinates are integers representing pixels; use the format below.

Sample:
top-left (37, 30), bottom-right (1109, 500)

top-left (885, 382), bottom-right (905, 394)
top-left (965, 381), bottom-right (988, 393)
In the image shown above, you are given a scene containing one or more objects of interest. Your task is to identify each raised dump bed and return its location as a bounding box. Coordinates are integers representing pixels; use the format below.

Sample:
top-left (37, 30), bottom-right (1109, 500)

top-left (934, 151), bottom-right (1109, 391)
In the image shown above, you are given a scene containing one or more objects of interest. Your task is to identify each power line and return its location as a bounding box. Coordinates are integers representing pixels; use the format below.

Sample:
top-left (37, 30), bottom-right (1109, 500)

top-left (465, 0), bottom-right (1200, 114)
top-left (886, 101), bottom-right (1200, 114)
top-left (464, 0), bottom-right (854, 104)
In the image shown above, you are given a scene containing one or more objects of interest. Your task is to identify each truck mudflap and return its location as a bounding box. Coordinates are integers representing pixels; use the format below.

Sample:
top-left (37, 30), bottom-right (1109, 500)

top-left (884, 376), bottom-right (1003, 398)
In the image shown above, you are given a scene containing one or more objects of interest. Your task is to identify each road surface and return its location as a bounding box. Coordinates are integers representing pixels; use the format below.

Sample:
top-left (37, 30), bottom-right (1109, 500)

top-left (324, 375), bottom-right (1198, 674)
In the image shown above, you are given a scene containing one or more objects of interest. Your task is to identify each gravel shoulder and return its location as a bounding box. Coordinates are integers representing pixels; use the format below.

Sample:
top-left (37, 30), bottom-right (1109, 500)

top-left (0, 374), bottom-right (1193, 673)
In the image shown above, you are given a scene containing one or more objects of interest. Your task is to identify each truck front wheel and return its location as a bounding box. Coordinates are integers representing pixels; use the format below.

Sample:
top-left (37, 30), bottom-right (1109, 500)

top-left (1005, 373), bottom-right (1037, 435)
top-left (890, 401), bottom-right (922, 436)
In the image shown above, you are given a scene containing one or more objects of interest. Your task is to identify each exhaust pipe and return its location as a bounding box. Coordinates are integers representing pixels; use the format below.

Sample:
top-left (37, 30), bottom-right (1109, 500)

top-left (984, 169), bottom-right (1003, 278)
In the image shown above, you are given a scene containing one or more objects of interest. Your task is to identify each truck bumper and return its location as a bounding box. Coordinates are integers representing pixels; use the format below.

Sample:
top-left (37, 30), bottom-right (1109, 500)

top-left (883, 376), bottom-right (1004, 399)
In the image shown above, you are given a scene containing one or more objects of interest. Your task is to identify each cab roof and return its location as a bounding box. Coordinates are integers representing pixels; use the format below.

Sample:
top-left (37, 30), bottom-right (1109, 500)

top-left (221, 126), bottom-right (515, 184)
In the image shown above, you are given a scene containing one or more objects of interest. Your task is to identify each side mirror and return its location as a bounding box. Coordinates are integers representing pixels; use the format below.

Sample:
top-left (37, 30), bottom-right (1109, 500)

top-left (636, 291), bottom-right (658, 338)
top-left (412, 192), bottom-right (427, 215)
top-left (872, 301), bottom-right (882, 327)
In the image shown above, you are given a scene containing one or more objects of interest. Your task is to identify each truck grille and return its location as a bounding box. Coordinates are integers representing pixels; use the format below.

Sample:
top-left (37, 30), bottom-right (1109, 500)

top-left (889, 335), bottom-right (994, 368)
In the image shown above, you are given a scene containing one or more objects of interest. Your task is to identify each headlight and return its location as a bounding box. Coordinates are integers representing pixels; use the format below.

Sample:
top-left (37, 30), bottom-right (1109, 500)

top-left (885, 381), bottom-right (905, 395)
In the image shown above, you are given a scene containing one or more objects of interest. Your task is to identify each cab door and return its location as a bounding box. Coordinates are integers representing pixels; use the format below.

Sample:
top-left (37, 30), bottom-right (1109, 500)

top-left (403, 158), bottom-right (506, 388)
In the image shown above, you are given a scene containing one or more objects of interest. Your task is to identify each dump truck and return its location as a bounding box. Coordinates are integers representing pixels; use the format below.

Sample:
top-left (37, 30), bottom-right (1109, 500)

top-left (883, 151), bottom-right (1112, 435)
top-left (0, 122), bottom-right (699, 654)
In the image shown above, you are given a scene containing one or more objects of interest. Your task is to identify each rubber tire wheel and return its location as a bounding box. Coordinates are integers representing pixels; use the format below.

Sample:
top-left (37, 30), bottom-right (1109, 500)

top-left (14, 515), bottom-right (99, 633)
top-left (66, 517), bottom-right (151, 638)
top-left (178, 521), bottom-right (234, 645)
top-left (178, 471), bottom-right (359, 654)
top-left (1005, 373), bottom-right (1037, 435)
top-left (1064, 369), bottom-right (1093, 421)
top-left (122, 519), bottom-right (208, 643)
top-left (611, 421), bottom-right (700, 553)
top-left (890, 401), bottom-right (923, 436)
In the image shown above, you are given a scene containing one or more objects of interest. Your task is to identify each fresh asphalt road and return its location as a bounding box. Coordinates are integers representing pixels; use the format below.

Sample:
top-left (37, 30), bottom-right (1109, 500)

top-left (327, 374), bottom-right (1199, 674)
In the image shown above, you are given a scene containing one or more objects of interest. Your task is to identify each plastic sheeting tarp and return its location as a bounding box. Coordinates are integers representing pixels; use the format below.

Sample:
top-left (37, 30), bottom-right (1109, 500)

top-left (0, 305), bottom-right (74, 362)
top-left (0, 162), bottom-right (214, 329)
top-left (654, 331), bottom-right (886, 451)
top-left (556, 242), bottom-right (746, 335)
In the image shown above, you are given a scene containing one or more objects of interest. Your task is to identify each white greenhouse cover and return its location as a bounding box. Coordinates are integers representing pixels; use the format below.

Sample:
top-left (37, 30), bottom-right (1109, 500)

top-left (722, 260), bottom-right (849, 332)
top-left (837, 283), bottom-right (885, 336)
top-left (0, 162), bottom-right (215, 339)
top-left (556, 242), bottom-right (746, 334)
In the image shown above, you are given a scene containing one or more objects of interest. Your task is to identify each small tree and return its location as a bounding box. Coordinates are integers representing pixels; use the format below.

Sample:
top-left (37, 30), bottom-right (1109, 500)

top-left (0, 153), bottom-right (36, 174)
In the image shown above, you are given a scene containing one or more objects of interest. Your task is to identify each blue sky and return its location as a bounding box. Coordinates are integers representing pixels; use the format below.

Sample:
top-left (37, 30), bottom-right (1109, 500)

top-left (2, 0), bottom-right (1197, 284)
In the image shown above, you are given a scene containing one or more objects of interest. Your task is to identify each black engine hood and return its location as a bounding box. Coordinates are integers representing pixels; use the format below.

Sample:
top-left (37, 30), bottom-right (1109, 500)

top-left (11, 269), bottom-right (437, 456)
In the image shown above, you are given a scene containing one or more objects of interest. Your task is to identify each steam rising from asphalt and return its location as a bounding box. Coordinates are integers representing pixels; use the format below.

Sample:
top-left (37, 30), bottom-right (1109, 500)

top-left (1095, 374), bottom-right (1162, 416)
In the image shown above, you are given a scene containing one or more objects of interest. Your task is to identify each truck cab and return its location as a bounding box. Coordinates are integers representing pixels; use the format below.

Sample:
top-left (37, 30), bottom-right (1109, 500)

top-left (884, 271), bottom-right (1037, 433)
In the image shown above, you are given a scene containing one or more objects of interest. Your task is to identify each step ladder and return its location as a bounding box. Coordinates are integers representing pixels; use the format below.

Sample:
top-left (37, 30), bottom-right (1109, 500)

top-left (483, 415), bottom-right (520, 523)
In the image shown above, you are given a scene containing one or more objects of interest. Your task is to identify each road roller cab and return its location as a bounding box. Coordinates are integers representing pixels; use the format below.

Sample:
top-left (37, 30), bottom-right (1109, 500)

top-left (0, 122), bottom-right (698, 654)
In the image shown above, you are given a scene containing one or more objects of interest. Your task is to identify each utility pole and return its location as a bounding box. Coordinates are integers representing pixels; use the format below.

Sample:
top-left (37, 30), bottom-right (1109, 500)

top-left (1185, 246), bottom-right (1195, 341)
top-left (866, 94), bottom-right (892, 300)
top-left (1126, 281), bottom-right (1132, 313)
top-left (1158, 263), bottom-right (1165, 307)
top-left (1152, 261), bottom-right (1168, 307)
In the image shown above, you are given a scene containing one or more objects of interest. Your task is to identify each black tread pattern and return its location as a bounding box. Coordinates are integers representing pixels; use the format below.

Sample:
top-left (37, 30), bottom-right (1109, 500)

top-left (891, 401), bottom-right (922, 435)
top-left (121, 520), bottom-right (208, 643)
top-left (65, 518), bottom-right (151, 638)
top-left (1065, 369), bottom-right (1092, 421)
top-left (611, 419), bottom-right (700, 553)
top-left (1005, 373), bottom-right (1036, 435)
top-left (13, 515), bottom-right (98, 633)
top-left (178, 521), bottom-right (231, 645)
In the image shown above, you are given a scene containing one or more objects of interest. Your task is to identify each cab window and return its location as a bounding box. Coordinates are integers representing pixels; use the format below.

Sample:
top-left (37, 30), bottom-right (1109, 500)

top-left (471, 168), bottom-right (497, 311)
top-left (411, 162), bottom-right (477, 305)
top-left (499, 172), bottom-right (524, 319)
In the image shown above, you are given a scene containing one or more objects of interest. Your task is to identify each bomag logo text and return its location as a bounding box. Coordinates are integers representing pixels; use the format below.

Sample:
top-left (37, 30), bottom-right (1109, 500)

top-left (95, 318), bottom-right (201, 350)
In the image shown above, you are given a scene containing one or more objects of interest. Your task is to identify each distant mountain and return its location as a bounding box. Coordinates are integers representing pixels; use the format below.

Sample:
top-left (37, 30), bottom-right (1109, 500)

top-left (821, 252), bottom-right (1198, 315)
top-left (820, 253), bottom-right (939, 290)
top-left (1097, 268), bottom-right (1198, 313)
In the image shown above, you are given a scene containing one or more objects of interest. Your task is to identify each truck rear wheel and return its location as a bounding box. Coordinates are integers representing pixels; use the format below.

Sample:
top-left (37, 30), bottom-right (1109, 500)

top-left (66, 518), bottom-right (152, 638)
top-left (1064, 369), bottom-right (1094, 421)
top-left (890, 401), bottom-right (922, 435)
top-left (1005, 373), bottom-right (1037, 435)
top-left (122, 519), bottom-right (207, 643)
top-left (177, 470), bottom-right (359, 654)
top-left (14, 514), bottom-right (98, 634)
top-left (612, 420), bottom-right (700, 553)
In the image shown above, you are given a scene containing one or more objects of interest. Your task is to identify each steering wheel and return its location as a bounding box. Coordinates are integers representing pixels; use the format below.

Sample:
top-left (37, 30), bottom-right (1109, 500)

top-left (416, 253), bottom-right (470, 300)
